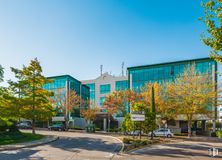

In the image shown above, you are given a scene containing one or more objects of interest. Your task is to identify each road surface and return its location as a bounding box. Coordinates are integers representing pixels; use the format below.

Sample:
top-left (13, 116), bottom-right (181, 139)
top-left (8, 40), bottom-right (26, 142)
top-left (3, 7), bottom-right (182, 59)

top-left (0, 130), bottom-right (122, 160)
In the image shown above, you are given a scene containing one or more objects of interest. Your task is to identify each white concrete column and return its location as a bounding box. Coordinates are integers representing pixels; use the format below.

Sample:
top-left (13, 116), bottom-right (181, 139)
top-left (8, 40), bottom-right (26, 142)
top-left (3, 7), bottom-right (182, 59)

top-left (103, 118), bottom-right (107, 131)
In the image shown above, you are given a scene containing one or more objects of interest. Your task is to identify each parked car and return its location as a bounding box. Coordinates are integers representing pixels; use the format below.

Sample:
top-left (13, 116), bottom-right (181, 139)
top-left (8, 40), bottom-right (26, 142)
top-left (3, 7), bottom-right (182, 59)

top-left (127, 130), bottom-right (143, 136)
top-left (49, 124), bottom-right (65, 131)
top-left (148, 128), bottom-right (174, 138)
top-left (17, 122), bottom-right (32, 129)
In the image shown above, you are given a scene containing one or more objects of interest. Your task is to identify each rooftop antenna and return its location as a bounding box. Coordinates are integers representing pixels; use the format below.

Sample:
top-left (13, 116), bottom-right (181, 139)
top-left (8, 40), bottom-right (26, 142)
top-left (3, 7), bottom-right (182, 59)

top-left (100, 65), bottom-right (103, 76)
top-left (122, 62), bottom-right (124, 76)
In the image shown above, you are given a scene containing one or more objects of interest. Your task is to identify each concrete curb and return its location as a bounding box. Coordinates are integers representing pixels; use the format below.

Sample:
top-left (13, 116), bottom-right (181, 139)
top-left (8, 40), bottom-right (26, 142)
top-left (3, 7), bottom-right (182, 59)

top-left (0, 135), bottom-right (59, 151)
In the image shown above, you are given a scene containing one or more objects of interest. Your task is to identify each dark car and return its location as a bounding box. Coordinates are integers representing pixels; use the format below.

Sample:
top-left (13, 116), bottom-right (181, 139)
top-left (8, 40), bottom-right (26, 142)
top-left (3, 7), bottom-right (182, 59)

top-left (17, 122), bottom-right (32, 129)
top-left (49, 124), bottom-right (65, 131)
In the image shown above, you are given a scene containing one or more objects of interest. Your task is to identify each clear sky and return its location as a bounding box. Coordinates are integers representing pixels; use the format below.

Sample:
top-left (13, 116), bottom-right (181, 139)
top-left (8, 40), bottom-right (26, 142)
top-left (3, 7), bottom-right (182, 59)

top-left (0, 0), bottom-right (213, 84)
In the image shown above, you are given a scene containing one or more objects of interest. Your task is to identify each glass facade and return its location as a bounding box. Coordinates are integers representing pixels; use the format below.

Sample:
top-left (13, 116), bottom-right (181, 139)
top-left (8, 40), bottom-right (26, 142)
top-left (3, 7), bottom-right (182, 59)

top-left (128, 58), bottom-right (217, 92)
top-left (100, 84), bottom-right (110, 94)
top-left (43, 75), bottom-right (90, 118)
top-left (81, 85), bottom-right (90, 101)
top-left (115, 80), bottom-right (128, 91)
top-left (85, 83), bottom-right (95, 107)
top-left (100, 97), bottom-right (105, 106)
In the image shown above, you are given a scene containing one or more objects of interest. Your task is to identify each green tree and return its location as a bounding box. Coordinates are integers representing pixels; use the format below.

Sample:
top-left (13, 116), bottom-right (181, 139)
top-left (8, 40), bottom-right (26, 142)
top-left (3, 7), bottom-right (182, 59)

top-left (201, 0), bottom-right (222, 62)
top-left (150, 85), bottom-right (156, 139)
top-left (0, 66), bottom-right (19, 132)
top-left (7, 67), bottom-right (28, 120)
top-left (0, 65), bottom-right (3, 82)
top-left (10, 58), bottom-right (54, 134)
top-left (132, 102), bottom-right (156, 139)
top-left (142, 108), bottom-right (156, 138)
top-left (121, 113), bottom-right (133, 134)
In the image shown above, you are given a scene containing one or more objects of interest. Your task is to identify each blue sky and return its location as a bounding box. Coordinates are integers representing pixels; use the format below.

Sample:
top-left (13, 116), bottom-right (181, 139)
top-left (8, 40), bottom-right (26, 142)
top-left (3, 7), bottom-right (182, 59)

top-left (0, 0), bottom-right (213, 83)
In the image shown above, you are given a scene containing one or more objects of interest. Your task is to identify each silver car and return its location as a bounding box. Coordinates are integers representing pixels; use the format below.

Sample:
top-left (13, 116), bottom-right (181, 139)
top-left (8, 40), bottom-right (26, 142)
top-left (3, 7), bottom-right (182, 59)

top-left (149, 128), bottom-right (174, 138)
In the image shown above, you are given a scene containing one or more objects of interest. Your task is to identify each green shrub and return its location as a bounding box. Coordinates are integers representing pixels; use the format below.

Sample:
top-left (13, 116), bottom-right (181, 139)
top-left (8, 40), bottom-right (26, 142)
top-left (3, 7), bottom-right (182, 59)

top-left (0, 119), bottom-right (16, 132)
top-left (70, 126), bottom-right (83, 130)
top-left (211, 132), bottom-right (217, 137)
top-left (123, 138), bottom-right (150, 146)
top-left (216, 131), bottom-right (222, 138)
top-left (95, 128), bottom-right (101, 131)
top-left (123, 137), bottom-right (132, 144)
top-left (174, 133), bottom-right (188, 136)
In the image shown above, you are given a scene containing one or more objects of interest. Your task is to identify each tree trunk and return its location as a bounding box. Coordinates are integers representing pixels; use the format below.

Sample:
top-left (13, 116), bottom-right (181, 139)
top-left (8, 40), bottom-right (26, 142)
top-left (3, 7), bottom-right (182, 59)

top-left (108, 115), bottom-right (110, 132)
top-left (151, 131), bottom-right (154, 140)
top-left (188, 119), bottom-right (192, 138)
top-left (32, 118), bottom-right (35, 134)
top-left (65, 113), bottom-right (69, 131)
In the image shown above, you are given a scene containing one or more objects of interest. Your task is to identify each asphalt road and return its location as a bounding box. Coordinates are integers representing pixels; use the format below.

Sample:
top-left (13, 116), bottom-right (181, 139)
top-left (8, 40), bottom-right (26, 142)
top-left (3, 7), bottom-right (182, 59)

top-left (0, 130), bottom-right (123, 160)
top-left (114, 140), bottom-right (222, 160)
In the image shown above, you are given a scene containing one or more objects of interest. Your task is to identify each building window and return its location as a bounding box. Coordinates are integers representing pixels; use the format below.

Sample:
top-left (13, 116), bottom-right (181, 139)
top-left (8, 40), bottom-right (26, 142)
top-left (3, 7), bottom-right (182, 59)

top-left (116, 80), bottom-right (128, 91)
top-left (100, 84), bottom-right (110, 94)
top-left (86, 83), bottom-right (95, 100)
top-left (100, 97), bottom-right (105, 106)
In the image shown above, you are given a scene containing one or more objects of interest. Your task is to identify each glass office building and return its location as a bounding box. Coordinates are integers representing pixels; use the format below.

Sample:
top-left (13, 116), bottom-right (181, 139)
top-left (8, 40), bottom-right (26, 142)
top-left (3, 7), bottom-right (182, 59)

top-left (127, 58), bottom-right (217, 132)
top-left (43, 75), bottom-right (90, 120)
top-left (128, 58), bottom-right (217, 92)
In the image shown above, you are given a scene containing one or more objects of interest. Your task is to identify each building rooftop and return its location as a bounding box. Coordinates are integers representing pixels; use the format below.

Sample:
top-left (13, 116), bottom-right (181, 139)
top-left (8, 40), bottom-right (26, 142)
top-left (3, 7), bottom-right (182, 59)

top-left (127, 57), bottom-right (215, 70)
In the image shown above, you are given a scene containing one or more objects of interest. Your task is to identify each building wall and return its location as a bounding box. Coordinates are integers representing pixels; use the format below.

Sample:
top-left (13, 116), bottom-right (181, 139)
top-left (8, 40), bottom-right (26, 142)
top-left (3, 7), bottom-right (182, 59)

top-left (82, 72), bottom-right (128, 108)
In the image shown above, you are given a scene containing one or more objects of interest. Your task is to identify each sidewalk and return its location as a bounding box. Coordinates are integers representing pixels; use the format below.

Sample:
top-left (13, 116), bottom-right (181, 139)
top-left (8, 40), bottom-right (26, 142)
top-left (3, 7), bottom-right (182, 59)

top-left (0, 135), bottom-right (58, 151)
top-left (172, 135), bottom-right (222, 143)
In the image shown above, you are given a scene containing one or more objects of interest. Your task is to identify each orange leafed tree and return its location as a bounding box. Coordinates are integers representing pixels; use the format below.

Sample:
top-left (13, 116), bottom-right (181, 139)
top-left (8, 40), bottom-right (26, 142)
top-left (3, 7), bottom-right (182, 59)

top-left (81, 107), bottom-right (99, 124)
top-left (141, 82), bottom-right (176, 120)
top-left (52, 89), bottom-right (81, 130)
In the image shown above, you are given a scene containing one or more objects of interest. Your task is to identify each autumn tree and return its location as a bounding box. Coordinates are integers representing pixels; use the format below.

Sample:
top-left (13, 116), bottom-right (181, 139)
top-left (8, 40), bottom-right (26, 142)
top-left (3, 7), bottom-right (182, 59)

top-left (9, 58), bottom-right (55, 134)
top-left (103, 91), bottom-right (127, 115)
top-left (103, 96), bottom-right (118, 132)
top-left (52, 88), bottom-right (81, 130)
top-left (81, 107), bottom-right (99, 124)
top-left (201, 0), bottom-right (222, 62)
top-left (125, 89), bottom-right (142, 111)
top-left (167, 64), bottom-right (219, 137)
top-left (142, 82), bottom-right (178, 123)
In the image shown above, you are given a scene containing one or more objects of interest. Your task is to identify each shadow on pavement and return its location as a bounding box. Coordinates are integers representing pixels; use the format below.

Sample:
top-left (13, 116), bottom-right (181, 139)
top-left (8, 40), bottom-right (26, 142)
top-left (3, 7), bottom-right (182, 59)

top-left (130, 143), bottom-right (222, 159)
top-left (47, 136), bottom-right (120, 152)
top-left (0, 149), bottom-right (44, 160)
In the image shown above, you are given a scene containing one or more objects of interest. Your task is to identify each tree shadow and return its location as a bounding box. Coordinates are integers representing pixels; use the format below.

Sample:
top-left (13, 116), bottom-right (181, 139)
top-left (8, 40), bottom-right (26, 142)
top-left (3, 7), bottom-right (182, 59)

top-left (47, 136), bottom-right (121, 153)
top-left (130, 143), bottom-right (222, 159)
top-left (0, 149), bottom-right (44, 160)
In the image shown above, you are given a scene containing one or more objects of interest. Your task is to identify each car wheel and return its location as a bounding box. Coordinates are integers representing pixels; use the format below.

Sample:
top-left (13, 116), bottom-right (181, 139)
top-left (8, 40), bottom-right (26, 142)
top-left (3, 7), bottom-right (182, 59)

top-left (167, 134), bottom-right (172, 138)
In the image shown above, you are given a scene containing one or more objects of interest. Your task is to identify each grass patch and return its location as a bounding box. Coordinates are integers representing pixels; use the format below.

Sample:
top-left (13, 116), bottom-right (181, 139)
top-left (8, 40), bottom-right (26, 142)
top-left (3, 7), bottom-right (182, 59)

top-left (0, 131), bottom-right (44, 145)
